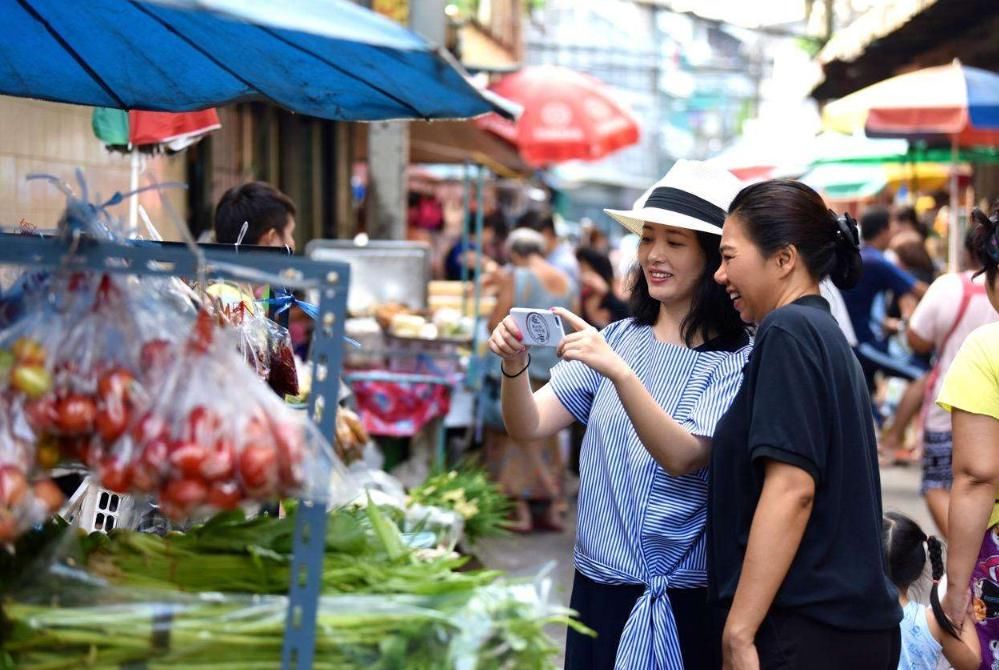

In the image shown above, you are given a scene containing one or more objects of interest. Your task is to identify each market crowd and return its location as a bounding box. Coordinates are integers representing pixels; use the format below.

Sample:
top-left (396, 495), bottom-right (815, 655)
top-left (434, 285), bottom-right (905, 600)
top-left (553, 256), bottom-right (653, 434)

top-left (472, 161), bottom-right (999, 670)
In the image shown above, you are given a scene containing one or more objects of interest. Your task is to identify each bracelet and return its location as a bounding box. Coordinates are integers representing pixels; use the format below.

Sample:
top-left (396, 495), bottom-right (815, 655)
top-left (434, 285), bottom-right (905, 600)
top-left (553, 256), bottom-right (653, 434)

top-left (501, 354), bottom-right (531, 378)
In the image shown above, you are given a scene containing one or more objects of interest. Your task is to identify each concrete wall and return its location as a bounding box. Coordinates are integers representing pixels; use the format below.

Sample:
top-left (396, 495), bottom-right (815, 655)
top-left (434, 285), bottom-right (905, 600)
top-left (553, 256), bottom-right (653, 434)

top-left (0, 96), bottom-right (188, 238)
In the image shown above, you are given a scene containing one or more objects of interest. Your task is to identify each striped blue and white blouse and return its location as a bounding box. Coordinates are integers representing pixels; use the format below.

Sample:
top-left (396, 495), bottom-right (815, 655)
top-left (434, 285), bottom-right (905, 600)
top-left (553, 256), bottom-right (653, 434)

top-left (549, 318), bottom-right (751, 670)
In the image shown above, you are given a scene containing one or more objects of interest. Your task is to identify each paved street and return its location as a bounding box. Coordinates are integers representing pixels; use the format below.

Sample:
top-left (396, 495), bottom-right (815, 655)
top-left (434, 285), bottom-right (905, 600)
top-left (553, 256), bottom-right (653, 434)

top-left (477, 463), bottom-right (930, 663)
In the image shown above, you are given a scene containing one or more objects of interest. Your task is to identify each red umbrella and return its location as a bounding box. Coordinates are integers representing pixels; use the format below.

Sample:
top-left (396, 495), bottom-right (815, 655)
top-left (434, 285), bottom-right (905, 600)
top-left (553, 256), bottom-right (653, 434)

top-left (476, 65), bottom-right (640, 167)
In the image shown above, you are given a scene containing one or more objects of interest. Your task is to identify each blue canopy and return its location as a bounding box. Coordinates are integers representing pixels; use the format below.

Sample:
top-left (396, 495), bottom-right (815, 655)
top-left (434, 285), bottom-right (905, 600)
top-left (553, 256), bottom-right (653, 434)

top-left (1, 0), bottom-right (498, 121)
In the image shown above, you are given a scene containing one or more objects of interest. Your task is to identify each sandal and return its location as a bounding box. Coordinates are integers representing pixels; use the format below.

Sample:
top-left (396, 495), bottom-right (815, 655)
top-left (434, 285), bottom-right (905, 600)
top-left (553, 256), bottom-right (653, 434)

top-left (502, 500), bottom-right (533, 534)
top-left (534, 503), bottom-right (566, 533)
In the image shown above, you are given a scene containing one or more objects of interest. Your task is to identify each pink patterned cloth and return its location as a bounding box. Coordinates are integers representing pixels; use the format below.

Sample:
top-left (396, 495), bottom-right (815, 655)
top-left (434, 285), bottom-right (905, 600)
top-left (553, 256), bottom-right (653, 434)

top-left (350, 379), bottom-right (451, 437)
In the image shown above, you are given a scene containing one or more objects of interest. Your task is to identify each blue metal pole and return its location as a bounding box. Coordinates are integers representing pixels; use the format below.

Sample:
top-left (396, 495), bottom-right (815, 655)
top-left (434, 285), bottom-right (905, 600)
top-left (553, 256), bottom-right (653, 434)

top-left (460, 159), bottom-right (471, 316)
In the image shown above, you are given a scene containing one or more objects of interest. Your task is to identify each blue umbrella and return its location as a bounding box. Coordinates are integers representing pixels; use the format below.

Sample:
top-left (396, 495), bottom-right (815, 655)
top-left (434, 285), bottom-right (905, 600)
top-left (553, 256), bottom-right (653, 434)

top-left (2, 0), bottom-right (497, 120)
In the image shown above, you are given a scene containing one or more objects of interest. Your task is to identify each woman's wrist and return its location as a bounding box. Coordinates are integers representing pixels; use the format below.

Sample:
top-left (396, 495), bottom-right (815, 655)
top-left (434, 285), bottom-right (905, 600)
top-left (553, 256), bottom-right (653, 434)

top-left (501, 353), bottom-right (530, 376)
top-left (722, 620), bottom-right (756, 647)
top-left (607, 359), bottom-right (635, 386)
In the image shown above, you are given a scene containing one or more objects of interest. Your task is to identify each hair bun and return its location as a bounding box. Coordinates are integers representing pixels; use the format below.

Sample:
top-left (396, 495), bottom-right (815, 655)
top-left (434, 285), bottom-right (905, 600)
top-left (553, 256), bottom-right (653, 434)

top-left (828, 210), bottom-right (862, 289)
top-left (834, 212), bottom-right (861, 251)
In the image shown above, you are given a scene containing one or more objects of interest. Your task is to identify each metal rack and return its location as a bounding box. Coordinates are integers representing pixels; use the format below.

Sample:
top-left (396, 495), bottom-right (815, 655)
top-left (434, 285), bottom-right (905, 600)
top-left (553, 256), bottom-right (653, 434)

top-left (0, 233), bottom-right (350, 670)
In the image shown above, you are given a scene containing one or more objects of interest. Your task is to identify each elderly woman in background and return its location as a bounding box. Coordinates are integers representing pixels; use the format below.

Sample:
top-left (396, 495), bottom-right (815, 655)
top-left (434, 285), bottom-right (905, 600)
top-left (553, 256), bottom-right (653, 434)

top-left (485, 227), bottom-right (575, 532)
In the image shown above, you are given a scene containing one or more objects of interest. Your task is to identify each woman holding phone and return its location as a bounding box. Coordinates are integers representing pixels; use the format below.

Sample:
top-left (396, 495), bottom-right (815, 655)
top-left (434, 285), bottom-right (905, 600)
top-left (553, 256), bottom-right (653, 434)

top-left (489, 160), bottom-right (750, 670)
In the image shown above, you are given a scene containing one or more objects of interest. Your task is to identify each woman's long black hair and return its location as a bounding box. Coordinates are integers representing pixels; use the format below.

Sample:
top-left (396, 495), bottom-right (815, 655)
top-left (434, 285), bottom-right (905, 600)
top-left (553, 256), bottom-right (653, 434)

top-left (627, 228), bottom-right (747, 347)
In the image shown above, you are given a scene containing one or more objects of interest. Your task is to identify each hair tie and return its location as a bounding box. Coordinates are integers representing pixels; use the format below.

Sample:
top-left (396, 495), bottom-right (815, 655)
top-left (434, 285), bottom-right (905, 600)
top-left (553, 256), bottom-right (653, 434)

top-left (832, 211), bottom-right (861, 251)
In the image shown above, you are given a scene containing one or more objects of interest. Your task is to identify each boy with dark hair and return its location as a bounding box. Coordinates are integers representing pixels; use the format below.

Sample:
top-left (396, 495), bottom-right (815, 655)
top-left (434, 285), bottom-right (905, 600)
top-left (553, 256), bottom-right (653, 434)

top-left (214, 181), bottom-right (297, 251)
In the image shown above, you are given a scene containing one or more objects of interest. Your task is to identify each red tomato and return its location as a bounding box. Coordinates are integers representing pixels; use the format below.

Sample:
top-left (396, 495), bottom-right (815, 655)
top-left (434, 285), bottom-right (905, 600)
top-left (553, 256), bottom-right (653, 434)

top-left (97, 368), bottom-right (135, 404)
top-left (186, 406), bottom-right (222, 446)
top-left (168, 441), bottom-right (208, 479)
top-left (199, 440), bottom-right (236, 481)
top-left (160, 478), bottom-right (208, 518)
top-left (55, 395), bottom-right (97, 435)
top-left (0, 466), bottom-right (28, 506)
top-left (139, 438), bottom-right (171, 473)
top-left (99, 457), bottom-right (132, 493)
top-left (24, 396), bottom-right (57, 432)
top-left (32, 478), bottom-right (64, 514)
top-left (238, 443), bottom-right (279, 496)
top-left (132, 412), bottom-right (168, 444)
top-left (95, 402), bottom-right (130, 444)
top-left (205, 480), bottom-right (243, 510)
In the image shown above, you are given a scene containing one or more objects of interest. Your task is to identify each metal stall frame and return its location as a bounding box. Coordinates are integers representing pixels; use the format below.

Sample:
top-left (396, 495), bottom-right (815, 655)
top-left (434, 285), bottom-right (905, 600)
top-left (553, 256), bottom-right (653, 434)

top-left (0, 233), bottom-right (350, 670)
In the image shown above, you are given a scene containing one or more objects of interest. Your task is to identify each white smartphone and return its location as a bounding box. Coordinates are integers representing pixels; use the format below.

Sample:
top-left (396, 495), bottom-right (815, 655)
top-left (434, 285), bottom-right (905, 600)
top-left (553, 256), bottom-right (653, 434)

top-left (510, 308), bottom-right (566, 347)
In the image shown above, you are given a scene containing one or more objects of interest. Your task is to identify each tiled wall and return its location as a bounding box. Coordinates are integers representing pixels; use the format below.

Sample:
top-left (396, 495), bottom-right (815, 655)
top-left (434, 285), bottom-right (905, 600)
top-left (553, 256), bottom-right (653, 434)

top-left (0, 96), bottom-right (188, 239)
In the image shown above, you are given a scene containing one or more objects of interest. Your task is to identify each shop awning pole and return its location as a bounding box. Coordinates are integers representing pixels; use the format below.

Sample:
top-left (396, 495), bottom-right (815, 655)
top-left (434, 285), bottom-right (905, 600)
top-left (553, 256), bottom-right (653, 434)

top-left (471, 165), bottom-right (486, 356)
top-left (948, 136), bottom-right (960, 272)
top-left (460, 159), bottom-right (471, 316)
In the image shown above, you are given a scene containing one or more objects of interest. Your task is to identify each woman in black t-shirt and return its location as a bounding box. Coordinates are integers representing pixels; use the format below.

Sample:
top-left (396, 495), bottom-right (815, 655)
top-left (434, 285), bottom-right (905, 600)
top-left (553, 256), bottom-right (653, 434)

top-left (708, 180), bottom-right (902, 670)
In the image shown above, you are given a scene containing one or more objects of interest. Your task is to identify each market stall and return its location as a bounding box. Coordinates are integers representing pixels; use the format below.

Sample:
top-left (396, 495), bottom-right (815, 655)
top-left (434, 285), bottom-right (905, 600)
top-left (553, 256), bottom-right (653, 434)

top-left (0, 1), bottom-right (554, 668)
top-left (306, 240), bottom-right (495, 477)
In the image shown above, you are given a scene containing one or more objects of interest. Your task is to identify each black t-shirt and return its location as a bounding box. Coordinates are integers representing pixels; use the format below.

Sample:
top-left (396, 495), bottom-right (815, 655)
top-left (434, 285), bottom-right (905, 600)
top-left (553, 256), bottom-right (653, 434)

top-left (707, 295), bottom-right (901, 630)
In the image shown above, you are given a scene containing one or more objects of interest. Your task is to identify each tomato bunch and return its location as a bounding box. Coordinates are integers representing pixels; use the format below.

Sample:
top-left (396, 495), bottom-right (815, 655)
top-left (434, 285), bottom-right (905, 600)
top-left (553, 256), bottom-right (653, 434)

top-left (0, 338), bottom-right (67, 542)
top-left (92, 312), bottom-right (309, 520)
top-left (96, 404), bottom-right (305, 520)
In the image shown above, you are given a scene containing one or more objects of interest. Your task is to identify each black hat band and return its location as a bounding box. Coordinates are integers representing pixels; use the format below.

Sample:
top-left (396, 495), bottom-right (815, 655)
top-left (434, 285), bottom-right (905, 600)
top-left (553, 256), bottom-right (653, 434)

top-left (642, 186), bottom-right (726, 228)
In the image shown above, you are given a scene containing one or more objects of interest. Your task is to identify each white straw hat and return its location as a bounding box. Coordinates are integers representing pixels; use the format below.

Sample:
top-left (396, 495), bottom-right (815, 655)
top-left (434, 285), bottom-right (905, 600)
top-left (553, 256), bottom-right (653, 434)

top-left (604, 159), bottom-right (744, 236)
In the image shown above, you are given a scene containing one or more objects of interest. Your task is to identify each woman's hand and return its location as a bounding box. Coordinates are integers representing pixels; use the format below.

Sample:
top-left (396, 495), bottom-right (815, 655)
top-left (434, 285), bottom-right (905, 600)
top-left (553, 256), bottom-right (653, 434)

top-left (488, 315), bottom-right (529, 365)
top-left (722, 631), bottom-right (760, 670)
top-left (554, 308), bottom-right (629, 382)
top-left (943, 585), bottom-right (972, 630)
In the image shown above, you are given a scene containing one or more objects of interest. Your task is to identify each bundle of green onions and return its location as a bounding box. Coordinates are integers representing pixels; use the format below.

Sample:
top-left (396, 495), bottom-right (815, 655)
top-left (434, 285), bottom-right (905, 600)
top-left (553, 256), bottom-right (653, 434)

top-left (2, 585), bottom-right (583, 669)
top-left (82, 504), bottom-right (497, 596)
top-left (1, 503), bottom-right (590, 669)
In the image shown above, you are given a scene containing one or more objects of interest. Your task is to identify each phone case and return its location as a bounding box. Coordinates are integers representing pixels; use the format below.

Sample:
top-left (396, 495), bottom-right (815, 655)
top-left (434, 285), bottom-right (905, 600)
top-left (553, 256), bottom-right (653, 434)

top-left (510, 308), bottom-right (565, 347)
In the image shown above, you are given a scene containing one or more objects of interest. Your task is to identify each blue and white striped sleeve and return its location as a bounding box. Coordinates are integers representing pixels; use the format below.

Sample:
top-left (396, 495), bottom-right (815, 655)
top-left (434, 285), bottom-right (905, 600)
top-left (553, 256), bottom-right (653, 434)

top-left (547, 320), bottom-right (627, 424)
top-left (679, 346), bottom-right (750, 438)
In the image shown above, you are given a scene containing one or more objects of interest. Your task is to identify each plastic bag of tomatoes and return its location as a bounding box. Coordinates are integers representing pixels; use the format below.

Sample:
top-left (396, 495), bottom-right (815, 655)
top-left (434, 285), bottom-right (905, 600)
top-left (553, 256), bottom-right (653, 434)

top-left (96, 310), bottom-right (343, 521)
top-left (1, 273), bottom-right (188, 472)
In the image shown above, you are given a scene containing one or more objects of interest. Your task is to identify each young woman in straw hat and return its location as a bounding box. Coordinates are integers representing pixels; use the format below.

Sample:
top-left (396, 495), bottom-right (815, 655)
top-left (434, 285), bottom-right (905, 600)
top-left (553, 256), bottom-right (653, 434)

top-left (489, 160), bottom-right (750, 670)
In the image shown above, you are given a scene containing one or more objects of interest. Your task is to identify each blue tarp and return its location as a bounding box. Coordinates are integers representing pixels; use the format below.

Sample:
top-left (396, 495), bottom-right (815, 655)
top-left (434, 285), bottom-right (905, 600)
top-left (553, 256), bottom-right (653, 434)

top-left (0, 0), bottom-right (496, 121)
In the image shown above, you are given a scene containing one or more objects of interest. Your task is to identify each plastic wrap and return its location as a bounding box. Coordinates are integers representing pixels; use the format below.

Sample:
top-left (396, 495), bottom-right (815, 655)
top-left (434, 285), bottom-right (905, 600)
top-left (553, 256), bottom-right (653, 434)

top-left (213, 289), bottom-right (300, 398)
top-left (94, 311), bottom-right (349, 519)
top-left (1, 518), bottom-right (584, 670)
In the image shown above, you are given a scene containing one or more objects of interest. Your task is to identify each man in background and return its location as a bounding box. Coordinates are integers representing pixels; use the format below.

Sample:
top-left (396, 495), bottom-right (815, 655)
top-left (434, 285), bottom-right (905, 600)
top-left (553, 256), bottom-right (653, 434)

top-left (214, 181), bottom-right (297, 251)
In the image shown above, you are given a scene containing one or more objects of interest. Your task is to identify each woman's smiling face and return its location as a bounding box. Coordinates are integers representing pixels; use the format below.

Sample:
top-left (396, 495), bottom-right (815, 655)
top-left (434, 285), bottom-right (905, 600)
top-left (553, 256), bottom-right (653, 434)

top-left (637, 223), bottom-right (705, 308)
top-left (713, 214), bottom-right (774, 325)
